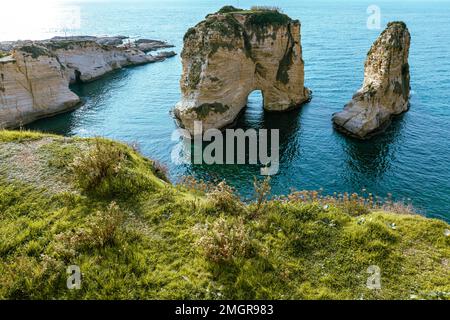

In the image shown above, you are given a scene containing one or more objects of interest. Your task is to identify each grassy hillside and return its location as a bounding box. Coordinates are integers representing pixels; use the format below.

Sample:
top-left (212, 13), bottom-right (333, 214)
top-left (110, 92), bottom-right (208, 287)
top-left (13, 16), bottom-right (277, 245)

top-left (0, 130), bottom-right (448, 299)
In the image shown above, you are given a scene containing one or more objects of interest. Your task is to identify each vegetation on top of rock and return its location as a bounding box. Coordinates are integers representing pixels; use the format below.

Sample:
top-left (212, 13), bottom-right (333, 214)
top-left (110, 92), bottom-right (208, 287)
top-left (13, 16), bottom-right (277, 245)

top-left (190, 102), bottom-right (230, 119)
top-left (0, 51), bottom-right (10, 59)
top-left (367, 21), bottom-right (409, 57)
top-left (217, 5), bottom-right (243, 14)
top-left (45, 40), bottom-right (77, 51)
top-left (245, 10), bottom-right (291, 27)
top-left (18, 45), bottom-right (51, 59)
top-left (183, 27), bottom-right (197, 41)
top-left (0, 130), bottom-right (448, 300)
top-left (203, 15), bottom-right (243, 39)
top-left (387, 21), bottom-right (407, 29)
top-left (215, 5), bottom-right (291, 27)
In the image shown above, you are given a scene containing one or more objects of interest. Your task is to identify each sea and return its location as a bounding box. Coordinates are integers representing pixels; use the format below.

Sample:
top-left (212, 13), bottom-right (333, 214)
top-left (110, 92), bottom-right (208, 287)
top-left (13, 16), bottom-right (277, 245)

top-left (1, 0), bottom-right (449, 221)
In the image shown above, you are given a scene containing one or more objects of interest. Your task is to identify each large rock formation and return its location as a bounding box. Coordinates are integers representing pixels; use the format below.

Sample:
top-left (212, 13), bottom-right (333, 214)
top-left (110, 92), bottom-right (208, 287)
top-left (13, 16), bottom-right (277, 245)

top-left (0, 37), bottom-right (176, 128)
top-left (174, 6), bottom-right (310, 133)
top-left (332, 22), bottom-right (411, 139)
top-left (0, 47), bottom-right (80, 128)
top-left (45, 39), bottom-right (172, 83)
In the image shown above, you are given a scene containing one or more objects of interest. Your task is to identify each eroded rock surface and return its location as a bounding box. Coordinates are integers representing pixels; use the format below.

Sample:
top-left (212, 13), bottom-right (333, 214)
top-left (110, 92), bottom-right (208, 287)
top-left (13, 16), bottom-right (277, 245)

top-left (332, 22), bottom-right (411, 139)
top-left (0, 36), bottom-right (176, 128)
top-left (174, 6), bottom-right (310, 133)
top-left (0, 47), bottom-right (80, 128)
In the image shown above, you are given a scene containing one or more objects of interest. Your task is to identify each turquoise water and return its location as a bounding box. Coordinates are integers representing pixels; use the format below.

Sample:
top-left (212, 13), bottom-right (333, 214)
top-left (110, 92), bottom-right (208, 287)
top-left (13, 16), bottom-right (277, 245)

top-left (19, 0), bottom-right (450, 222)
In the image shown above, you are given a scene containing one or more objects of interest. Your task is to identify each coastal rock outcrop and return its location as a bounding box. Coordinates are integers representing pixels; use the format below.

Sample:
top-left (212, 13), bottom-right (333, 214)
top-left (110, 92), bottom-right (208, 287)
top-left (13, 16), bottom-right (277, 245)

top-left (174, 6), bottom-right (310, 133)
top-left (46, 39), bottom-right (172, 83)
top-left (0, 47), bottom-right (80, 128)
top-left (332, 22), bottom-right (411, 139)
top-left (0, 36), bottom-right (176, 128)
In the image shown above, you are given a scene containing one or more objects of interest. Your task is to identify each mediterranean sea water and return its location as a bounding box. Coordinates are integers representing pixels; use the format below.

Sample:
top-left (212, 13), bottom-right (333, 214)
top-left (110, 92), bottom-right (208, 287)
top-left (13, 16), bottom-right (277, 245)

top-left (4, 0), bottom-right (450, 221)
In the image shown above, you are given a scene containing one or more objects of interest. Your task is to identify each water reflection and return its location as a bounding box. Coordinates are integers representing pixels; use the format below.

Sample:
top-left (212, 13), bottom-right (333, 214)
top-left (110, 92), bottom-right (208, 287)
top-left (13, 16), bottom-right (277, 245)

top-left (26, 69), bottom-right (131, 136)
top-left (340, 113), bottom-right (407, 185)
top-left (186, 91), bottom-right (305, 180)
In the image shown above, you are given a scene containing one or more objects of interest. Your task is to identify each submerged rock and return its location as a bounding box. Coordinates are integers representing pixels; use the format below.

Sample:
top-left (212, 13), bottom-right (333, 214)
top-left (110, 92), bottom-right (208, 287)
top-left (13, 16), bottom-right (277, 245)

top-left (174, 6), bottom-right (310, 133)
top-left (332, 22), bottom-right (411, 139)
top-left (134, 39), bottom-right (175, 53)
top-left (0, 36), bottom-right (176, 128)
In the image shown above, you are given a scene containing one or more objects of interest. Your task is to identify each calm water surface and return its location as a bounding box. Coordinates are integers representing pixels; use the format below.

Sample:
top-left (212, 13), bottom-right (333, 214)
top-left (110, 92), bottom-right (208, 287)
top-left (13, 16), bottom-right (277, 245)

top-left (10, 0), bottom-right (450, 221)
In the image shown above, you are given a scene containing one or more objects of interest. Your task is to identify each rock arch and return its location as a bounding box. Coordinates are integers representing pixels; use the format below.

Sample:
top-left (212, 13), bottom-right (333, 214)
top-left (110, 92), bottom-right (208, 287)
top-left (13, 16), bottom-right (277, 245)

top-left (174, 7), bottom-right (311, 134)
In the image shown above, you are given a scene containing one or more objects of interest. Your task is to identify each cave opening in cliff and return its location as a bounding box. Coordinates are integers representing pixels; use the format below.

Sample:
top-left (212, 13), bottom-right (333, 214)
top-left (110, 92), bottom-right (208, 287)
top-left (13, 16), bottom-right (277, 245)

top-left (74, 70), bottom-right (82, 83)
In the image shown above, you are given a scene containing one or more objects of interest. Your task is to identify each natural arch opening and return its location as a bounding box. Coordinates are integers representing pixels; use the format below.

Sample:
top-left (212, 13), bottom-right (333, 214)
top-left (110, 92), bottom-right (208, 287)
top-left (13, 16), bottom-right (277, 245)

top-left (238, 90), bottom-right (265, 128)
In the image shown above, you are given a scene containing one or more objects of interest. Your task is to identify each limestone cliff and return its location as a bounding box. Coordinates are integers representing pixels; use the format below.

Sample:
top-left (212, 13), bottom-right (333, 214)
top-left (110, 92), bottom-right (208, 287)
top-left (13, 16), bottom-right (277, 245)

top-left (0, 46), bottom-right (80, 128)
top-left (46, 39), bottom-right (167, 83)
top-left (332, 22), bottom-right (411, 139)
top-left (0, 37), bottom-right (176, 128)
top-left (174, 6), bottom-right (310, 133)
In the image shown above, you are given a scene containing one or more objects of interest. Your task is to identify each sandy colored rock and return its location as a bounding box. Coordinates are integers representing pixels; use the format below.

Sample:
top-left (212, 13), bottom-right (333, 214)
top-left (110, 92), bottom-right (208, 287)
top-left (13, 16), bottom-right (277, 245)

top-left (0, 46), bottom-right (80, 128)
top-left (0, 37), bottom-right (176, 128)
top-left (332, 22), bottom-right (411, 139)
top-left (174, 6), bottom-right (310, 133)
top-left (47, 39), bottom-right (159, 83)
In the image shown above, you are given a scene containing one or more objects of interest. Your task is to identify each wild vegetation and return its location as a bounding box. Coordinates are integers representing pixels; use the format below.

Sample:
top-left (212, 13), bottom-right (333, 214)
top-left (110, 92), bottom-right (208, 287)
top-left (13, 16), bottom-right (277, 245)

top-left (190, 102), bottom-right (230, 119)
top-left (0, 51), bottom-right (10, 59)
top-left (0, 130), bottom-right (449, 300)
top-left (19, 45), bottom-right (50, 59)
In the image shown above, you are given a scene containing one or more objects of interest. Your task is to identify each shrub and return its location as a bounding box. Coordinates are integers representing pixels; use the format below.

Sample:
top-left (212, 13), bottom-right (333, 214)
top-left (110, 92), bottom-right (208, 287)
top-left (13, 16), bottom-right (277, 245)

top-left (86, 201), bottom-right (125, 247)
top-left (197, 217), bottom-right (253, 263)
top-left (207, 181), bottom-right (245, 215)
top-left (70, 138), bottom-right (126, 192)
top-left (217, 6), bottom-right (242, 14)
top-left (283, 190), bottom-right (416, 216)
top-left (70, 138), bottom-right (154, 197)
top-left (178, 176), bottom-right (215, 194)
top-left (54, 201), bottom-right (125, 253)
top-left (246, 10), bottom-right (290, 27)
top-left (250, 6), bottom-right (282, 12)
top-left (252, 176), bottom-right (271, 217)
top-left (19, 45), bottom-right (50, 59)
top-left (151, 159), bottom-right (170, 182)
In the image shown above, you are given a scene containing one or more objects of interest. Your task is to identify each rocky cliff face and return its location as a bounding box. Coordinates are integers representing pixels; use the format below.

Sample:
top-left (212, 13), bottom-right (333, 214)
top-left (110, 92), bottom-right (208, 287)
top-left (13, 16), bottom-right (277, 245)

top-left (0, 47), bottom-right (80, 128)
top-left (0, 37), bottom-right (176, 128)
top-left (48, 40), bottom-right (163, 83)
top-left (332, 22), bottom-right (411, 139)
top-left (174, 6), bottom-right (310, 133)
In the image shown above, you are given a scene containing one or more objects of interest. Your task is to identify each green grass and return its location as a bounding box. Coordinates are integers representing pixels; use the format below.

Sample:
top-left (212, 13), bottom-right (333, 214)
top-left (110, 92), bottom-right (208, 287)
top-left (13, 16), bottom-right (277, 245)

top-left (217, 5), bottom-right (243, 14)
top-left (0, 129), bottom-right (58, 143)
top-left (0, 130), bottom-right (449, 300)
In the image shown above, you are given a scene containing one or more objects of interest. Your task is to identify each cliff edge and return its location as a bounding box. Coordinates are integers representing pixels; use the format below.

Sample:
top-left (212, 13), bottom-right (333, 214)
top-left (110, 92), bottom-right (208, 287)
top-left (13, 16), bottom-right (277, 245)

top-left (0, 130), bottom-right (448, 299)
